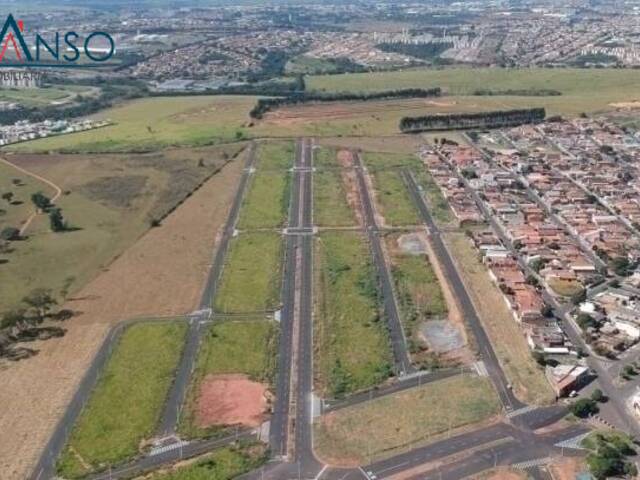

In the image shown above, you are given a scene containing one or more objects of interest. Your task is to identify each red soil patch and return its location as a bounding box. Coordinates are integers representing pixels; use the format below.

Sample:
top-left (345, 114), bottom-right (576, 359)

top-left (195, 374), bottom-right (268, 428)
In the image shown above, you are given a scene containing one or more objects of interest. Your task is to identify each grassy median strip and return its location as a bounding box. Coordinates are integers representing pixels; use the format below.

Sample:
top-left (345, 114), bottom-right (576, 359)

top-left (180, 319), bottom-right (277, 439)
top-left (314, 374), bottom-right (500, 465)
top-left (215, 232), bottom-right (283, 313)
top-left (315, 232), bottom-right (393, 398)
top-left (444, 231), bottom-right (555, 405)
top-left (314, 168), bottom-right (357, 227)
top-left (56, 320), bottom-right (187, 478)
top-left (256, 140), bottom-right (294, 171)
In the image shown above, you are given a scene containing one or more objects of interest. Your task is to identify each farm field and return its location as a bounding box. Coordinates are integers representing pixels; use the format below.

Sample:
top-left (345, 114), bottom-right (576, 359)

top-left (314, 148), bottom-right (357, 227)
top-left (180, 319), bottom-right (277, 438)
top-left (314, 231), bottom-right (393, 398)
top-left (143, 444), bottom-right (267, 480)
top-left (313, 374), bottom-right (501, 465)
top-left (443, 231), bottom-right (555, 405)
top-left (0, 144), bottom-right (242, 315)
top-left (214, 232), bottom-right (283, 313)
top-left (56, 320), bottom-right (187, 479)
top-left (307, 67), bottom-right (640, 116)
top-left (6, 96), bottom-right (256, 154)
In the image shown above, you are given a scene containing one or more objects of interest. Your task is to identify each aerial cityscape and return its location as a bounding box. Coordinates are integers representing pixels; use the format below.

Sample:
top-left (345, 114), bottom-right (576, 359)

top-left (3, 1), bottom-right (640, 480)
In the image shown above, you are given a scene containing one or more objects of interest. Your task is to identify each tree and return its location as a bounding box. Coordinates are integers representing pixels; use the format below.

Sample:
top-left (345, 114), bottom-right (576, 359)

top-left (1, 308), bottom-right (26, 329)
top-left (0, 227), bottom-right (20, 241)
top-left (570, 398), bottom-right (599, 418)
top-left (22, 288), bottom-right (57, 324)
top-left (577, 313), bottom-right (597, 330)
top-left (610, 257), bottom-right (631, 276)
top-left (591, 389), bottom-right (605, 403)
top-left (1, 191), bottom-right (13, 203)
top-left (572, 289), bottom-right (587, 305)
top-left (30, 192), bottom-right (52, 211)
top-left (49, 208), bottom-right (67, 232)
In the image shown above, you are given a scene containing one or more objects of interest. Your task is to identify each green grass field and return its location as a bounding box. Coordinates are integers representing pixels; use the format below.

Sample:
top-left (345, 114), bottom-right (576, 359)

top-left (362, 152), bottom-right (421, 226)
top-left (237, 171), bottom-right (291, 229)
top-left (314, 374), bottom-right (500, 465)
top-left (237, 141), bottom-right (292, 230)
top-left (314, 151), bottom-right (357, 227)
top-left (57, 320), bottom-right (187, 478)
top-left (214, 232), bottom-right (283, 313)
top-left (0, 145), bottom-right (240, 315)
top-left (0, 85), bottom-right (91, 107)
top-left (255, 140), bottom-right (294, 170)
top-left (180, 319), bottom-right (277, 438)
top-left (307, 67), bottom-right (640, 116)
top-left (315, 232), bottom-right (393, 398)
top-left (7, 96), bottom-right (256, 153)
top-left (144, 444), bottom-right (267, 480)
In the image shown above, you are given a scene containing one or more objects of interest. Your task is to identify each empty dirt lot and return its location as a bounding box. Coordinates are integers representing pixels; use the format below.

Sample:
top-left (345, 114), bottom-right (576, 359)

top-left (196, 374), bottom-right (269, 428)
top-left (0, 155), bottom-right (246, 480)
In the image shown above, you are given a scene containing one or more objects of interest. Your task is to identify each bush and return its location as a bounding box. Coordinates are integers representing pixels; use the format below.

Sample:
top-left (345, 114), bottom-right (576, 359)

top-left (570, 398), bottom-right (599, 418)
top-left (0, 227), bottom-right (20, 241)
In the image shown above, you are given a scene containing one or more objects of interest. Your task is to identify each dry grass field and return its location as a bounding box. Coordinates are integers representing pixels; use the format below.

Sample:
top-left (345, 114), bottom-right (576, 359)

top-left (0, 155), bottom-right (246, 480)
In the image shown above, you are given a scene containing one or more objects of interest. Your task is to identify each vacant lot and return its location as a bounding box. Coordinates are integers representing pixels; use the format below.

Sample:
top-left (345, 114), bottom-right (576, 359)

top-left (370, 169), bottom-right (419, 226)
top-left (315, 232), bottom-right (393, 398)
top-left (142, 443), bottom-right (267, 480)
top-left (386, 233), bottom-right (452, 368)
top-left (0, 144), bottom-right (242, 314)
top-left (255, 140), bottom-right (294, 171)
top-left (237, 171), bottom-right (290, 230)
top-left (314, 149), bottom-right (357, 227)
top-left (307, 67), bottom-right (640, 116)
top-left (443, 232), bottom-right (555, 405)
top-left (7, 96), bottom-right (256, 153)
top-left (181, 320), bottom-right (276, 438)
top-left (547, 278), bottom-right (584, 298)
top-left (57, 320), bottom-right (187, 478)
top-left (412, 168), bottom-right (455, 226)
top-left (0, 156), bottom-right (246, 480)
top-left (314, 374), bottom-right (500, 465)
top-left (215, 233), bottom-right (283, 313)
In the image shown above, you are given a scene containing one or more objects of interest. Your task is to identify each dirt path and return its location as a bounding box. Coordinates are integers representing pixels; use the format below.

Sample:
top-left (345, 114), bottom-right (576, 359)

top-left (0, 156), bottom-right (63, 235)
top-left (0, 156), bottom-right (246, 480)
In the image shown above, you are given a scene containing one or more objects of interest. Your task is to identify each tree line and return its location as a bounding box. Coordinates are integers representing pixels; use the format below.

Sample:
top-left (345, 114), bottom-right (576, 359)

top-left (399, 108), bottom-right (546, 132)
top-left (249, 87), bottom-right (442, 119)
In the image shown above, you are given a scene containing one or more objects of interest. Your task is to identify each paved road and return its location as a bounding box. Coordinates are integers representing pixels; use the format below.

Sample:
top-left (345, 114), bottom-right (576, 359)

top-left (402, 169), bottom-right (523, 412)
top-left (269, 138), bottom-right (301, 456)
top-left (29, 143), bottom-right (259, 479)
top-left (157, 141), bottom-right (258, 436)
top-left (353, 152), bottom-right (413, 376)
